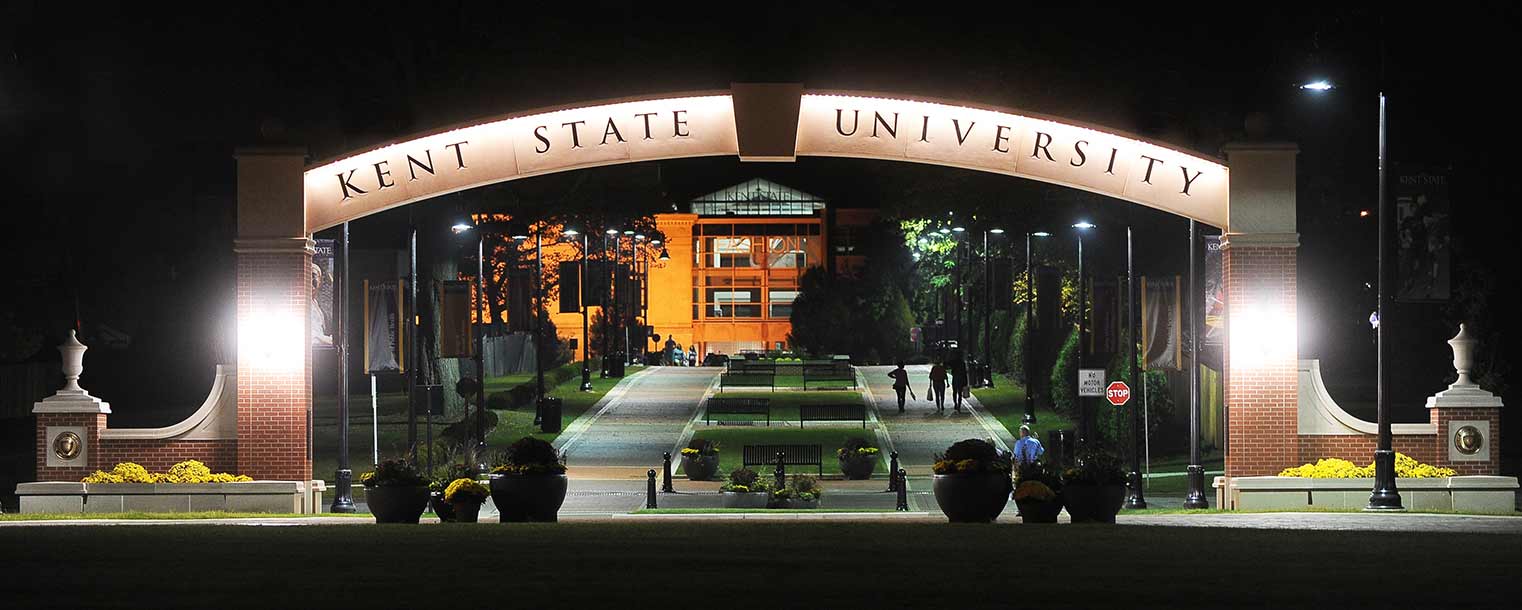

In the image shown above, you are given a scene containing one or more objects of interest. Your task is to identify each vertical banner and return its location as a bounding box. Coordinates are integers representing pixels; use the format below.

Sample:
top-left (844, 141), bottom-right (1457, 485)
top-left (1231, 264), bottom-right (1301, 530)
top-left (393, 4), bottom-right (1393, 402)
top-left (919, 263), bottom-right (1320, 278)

top-left (1395, 167), bottom-right (1452, 302)
top-left (1202, 235), bottom-right (1225, 369)
top-left (438, 280), bottom-right (474, 358)
top-left (507, 269), bottom-right (532, 332)
top-left (1140, 275), bottom-right (1181, 370)
top-left (311, 239), bottom-right (336, 348)
top-left (558, 261), bottom-right (581, 314)
top-left (1088, 278), bottom-right (1120, 357)
top-left (364, 280), bottom-right (403, 372)
top-left (991, 258), bottom-right (1013, 311)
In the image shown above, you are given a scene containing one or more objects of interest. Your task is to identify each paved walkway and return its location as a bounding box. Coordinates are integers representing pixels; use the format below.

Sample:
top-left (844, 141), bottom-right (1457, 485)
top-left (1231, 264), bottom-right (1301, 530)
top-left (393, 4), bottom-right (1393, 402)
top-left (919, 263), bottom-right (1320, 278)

top-left (553, 366), bottom-right (718, 472)
top-left (861, 364), bottom-right (1016, 474)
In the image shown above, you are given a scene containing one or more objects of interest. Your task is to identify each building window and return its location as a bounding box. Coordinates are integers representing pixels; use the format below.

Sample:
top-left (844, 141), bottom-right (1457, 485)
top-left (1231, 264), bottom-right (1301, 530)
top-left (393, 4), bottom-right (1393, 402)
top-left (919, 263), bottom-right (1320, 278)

top-left (768, 289), bottom-right (799, 318)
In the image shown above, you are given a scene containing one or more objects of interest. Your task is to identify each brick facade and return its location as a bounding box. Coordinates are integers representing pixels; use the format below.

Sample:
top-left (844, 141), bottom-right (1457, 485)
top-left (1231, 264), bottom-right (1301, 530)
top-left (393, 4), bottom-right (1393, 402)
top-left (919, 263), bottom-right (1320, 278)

top-left (1223, 243), bottom-right (1299, 476)
top-left (34, 413), bottom-right (107, 481)
top-left (1294, 405), bottom-right (1502, 476)
top-left (235, 247), bottom-right (313, 482)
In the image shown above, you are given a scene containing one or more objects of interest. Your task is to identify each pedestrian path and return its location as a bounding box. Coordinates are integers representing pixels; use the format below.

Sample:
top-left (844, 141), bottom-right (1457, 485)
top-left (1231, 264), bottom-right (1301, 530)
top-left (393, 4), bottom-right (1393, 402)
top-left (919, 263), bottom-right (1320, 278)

top-left (554, 366), bottom-right (719, 472)
top-left (861, 364), bottom-right (1016, 476)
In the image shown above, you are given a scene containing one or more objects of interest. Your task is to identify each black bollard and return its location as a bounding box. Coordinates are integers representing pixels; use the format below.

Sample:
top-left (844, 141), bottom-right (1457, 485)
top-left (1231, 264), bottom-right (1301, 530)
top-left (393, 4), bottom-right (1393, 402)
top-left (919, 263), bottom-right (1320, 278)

top-left (774, 451), bottom-right (787, 492)
top-left (887, 450), bottom-right (901, 492)
top-left (647, 469), bottom-right (658, 509)
top-left (895, 469), bottom-right (909, 511)
top-left (662, 451), bottom-right (674, 493)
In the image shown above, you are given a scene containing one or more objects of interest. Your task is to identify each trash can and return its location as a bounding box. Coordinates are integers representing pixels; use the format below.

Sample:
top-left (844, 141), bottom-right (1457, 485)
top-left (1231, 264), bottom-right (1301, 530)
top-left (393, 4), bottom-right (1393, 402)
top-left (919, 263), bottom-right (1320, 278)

top-left (538, 397), bottom-right (563, 433)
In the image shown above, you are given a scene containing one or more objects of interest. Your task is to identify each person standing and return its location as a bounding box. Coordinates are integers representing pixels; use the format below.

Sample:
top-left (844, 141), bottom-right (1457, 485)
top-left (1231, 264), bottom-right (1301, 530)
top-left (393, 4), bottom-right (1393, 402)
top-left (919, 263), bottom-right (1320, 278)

top-left (1013, 425), bottom-right (1044, 466)
top-left (928, 360), bottom-right (948, 413)
top-left (887, 361), bottom-right (915, 414)
top-left (948, 349), bottom-right (968, 412)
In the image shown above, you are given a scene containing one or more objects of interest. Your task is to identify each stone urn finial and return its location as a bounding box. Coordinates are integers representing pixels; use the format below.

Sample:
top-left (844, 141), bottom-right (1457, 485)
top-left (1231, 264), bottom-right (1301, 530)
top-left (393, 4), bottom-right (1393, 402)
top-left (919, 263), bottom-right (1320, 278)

top-left (1448, 324), bottom-right (1476, 387)
top-left (59, 330), bottom-right (88, 395)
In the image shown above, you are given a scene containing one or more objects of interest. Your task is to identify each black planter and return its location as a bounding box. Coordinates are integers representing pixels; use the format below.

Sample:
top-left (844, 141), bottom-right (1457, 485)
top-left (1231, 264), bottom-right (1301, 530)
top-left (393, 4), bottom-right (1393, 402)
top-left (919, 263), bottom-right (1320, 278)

top-left (932, 473), bottom-right (1011, 523)
top-left (489, 474), bottom-right (569, 522)
top-left (429, 491), bottom-right (457, 522)
top-left (1062, 483), bottom-right (1126, 523)
top-left (450, 498), bottom-right (484, 523)
top-left (683, 455), bottom-right (720, 481)
top-left (838, 454), bottom-right (878, 480)
top-left (1015, 497), bottom-right (1063, 523)
top-left (366, 486), bottom-right (429, 524)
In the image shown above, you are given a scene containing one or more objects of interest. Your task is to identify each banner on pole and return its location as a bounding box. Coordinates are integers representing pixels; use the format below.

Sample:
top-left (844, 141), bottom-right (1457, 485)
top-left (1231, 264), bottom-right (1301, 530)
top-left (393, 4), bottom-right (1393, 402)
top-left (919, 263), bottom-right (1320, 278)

top-left (1395, 167), bottom-right (1452, 302)
top-left (1140, 275), bottom-right (1181, 370)
top-left (1089, 277), bottom-right (1121, 357)
top-left (438, 280), bottom-right (474, 358)
top-left (311, 239), bottom-right (336, 348)
top-left (363, 280), bottom-right (404, 372)
top-left (558, 261), bottom-right (581, 314)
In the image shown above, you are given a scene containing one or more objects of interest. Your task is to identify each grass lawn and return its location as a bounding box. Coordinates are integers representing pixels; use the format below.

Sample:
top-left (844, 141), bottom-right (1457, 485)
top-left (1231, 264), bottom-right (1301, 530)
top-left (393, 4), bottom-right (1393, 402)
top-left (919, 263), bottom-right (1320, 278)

top-left (0, 511), bottom-right (370, 521)
top-left (484, 368), bottom-right (633, 447)
top-left (684, 427), bottom-right (883, 476)
top-left (703, 390), bottom-right (864, 424)
top-left (2, 522), bottom-right (1517, 608)
top-left (971, 374), bottom-right (1073, 441)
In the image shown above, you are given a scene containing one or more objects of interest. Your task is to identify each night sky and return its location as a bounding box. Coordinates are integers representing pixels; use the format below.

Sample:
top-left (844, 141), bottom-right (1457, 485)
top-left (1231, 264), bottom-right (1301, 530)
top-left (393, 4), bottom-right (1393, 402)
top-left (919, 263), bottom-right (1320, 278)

top-left (3, 3), bottom-right (1519, 441)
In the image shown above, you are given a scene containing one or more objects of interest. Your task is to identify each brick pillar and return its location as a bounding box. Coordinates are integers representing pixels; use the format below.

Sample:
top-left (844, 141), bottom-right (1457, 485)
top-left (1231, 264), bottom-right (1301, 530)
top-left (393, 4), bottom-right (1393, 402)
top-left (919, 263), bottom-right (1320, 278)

top-left (33, 330), bottom-right (113, 481)
top-left (234, 147), bottom-right (312, 482)
top-left (1222, 143), bottom-right (1300, 477)
top-left (1425, 324), bottom-right (1504, 475)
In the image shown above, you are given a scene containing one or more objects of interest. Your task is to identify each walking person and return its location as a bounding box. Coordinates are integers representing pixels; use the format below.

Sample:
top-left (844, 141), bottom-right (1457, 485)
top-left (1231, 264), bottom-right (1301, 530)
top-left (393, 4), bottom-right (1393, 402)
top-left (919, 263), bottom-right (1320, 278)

top-left (928, 360), bottom-right (948, 413)
top-left (1013, 425), bottom-right (1044, 466)
top-left (888, 361), bottom-right (915, 413)
top-left (948, 349), bottom-right (968, 412)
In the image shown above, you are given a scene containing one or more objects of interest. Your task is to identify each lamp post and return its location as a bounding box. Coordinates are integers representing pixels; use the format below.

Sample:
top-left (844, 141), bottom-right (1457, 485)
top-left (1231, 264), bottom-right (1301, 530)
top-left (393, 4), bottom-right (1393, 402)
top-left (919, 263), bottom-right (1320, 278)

top-left (983, 228), bottom-right (1003, 388)
top-left (1124, 224), bottom-right (1146, 509)
top-left (952, 225), bottom-right (967, 352)
top-left (1023, 231), bottom-right (1050, 426)
top-left (565, 229), bottom-right (593, 392)
top-left (603, 228), bottom-right (618, 377)
top-left (1301, 80), bottom-right (1401, 510)
top-left (331, 221), bottom-right (355, 513)
top-left (1072, 221), bottom-right (1095, 446)
top-left (1183, 219), bottom-right (1209, 509)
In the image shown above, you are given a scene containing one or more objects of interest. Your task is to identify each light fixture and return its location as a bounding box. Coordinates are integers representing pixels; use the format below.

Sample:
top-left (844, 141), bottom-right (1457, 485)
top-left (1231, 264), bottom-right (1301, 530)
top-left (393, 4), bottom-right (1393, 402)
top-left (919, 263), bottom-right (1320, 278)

top-left (623, 229), bottom-right (635, 236)
top-left (606, 228), bottom-right (620, 235)
top-left (1072, 221), bottom-right (1096, 230)
top-left (1300, 80), bottom-right (1334, 92)
top-left (659, 248), bottom-right (671, 261)
top-left (938, 227), bottom-right (951, 235)
top-left (563, 228), bottom-right (581, 237)
top-left (1032, 231), bottom-right (1052, 237)
top-left (1359, 210), bottom-right (1371, 218)
top-left (989, 228), bottom-right (1005, 234)
top-left (952, 226), bottom-right (966, 233)
top-left (635, 234), bottom-right (646, 241)
top-left (451, 223), bottom-right (473, 234)
top-left (651, 239), bottom-right (662, 246)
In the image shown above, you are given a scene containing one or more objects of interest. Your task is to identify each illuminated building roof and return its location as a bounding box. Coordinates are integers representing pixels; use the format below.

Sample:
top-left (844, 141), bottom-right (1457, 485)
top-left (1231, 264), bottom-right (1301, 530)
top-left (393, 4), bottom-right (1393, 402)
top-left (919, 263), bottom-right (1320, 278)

top-left (689, 179), bottom-right (827, 216)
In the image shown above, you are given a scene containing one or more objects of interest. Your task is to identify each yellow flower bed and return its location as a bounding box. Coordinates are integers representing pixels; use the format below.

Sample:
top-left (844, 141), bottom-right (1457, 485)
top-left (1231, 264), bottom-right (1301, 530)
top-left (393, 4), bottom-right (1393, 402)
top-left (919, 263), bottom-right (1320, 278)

top-left (444, 478), bottom-right (489, 503)
top-left (82, 460), bottom-right (253, 484)
top-left (1278, 453), bottom-right (1456, 479)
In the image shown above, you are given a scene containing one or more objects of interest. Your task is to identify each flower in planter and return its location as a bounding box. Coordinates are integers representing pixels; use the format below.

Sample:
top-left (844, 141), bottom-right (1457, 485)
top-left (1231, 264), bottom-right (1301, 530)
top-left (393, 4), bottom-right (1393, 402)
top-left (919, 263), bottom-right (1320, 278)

top-left (681, 439), bottom-right (720, 458)
top-left (361, 459), bottom-right (428, 488)
top-left (489, 437), bottom-right (568, 476)
top-left (1013, 480), bottom-right (1056, 502)
top-left (931, 439), bottom-right (1011, 475)
top-left (1062, 448), bottom-right (1126, 486)
top-left (836, 437), bottom-right (879, 459)
top-left (1278, 453), bottom-right (1455, 478)
top-left (444, 478), bottom-right (490, 503)
top-left (720, 467), bottom-right (771, 493)
top-left (81, 461), bottom-right (250, 484)
top-left (1014, 460), bottom-right (1063, 493)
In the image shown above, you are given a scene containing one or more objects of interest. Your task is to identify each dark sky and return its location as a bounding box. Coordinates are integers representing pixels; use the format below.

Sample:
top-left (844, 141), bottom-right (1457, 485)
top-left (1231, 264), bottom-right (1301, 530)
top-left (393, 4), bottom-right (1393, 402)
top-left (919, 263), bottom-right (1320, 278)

top-left (3, 2), bottom-right (1520, 420)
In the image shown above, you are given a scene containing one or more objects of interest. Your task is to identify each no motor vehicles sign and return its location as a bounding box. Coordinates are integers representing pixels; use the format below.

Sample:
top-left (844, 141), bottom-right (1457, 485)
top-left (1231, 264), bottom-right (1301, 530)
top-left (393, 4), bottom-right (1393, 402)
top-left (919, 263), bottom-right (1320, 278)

top-left (1078, 369), bottom-right (1105, 397)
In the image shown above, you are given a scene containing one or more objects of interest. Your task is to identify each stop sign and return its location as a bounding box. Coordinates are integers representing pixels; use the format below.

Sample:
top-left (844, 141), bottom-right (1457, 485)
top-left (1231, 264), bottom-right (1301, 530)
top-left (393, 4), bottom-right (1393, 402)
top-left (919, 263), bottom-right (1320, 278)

top-left (1106, 381), bottom-right (1131, 406)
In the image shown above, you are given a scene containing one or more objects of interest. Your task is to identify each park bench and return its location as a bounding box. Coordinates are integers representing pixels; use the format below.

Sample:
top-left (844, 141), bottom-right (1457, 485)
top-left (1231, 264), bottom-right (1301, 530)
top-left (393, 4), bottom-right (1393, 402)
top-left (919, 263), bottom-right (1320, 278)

top-left (799, 403), bottom-right (867, 428)
top-left (719, 371), bottom-right (775, 391)
top-left (802, 365), bottom-right (856, 390)
top-left (742, 444), bottom-right (824, 476)
top-left (704, 397), bottom-right (772, 426)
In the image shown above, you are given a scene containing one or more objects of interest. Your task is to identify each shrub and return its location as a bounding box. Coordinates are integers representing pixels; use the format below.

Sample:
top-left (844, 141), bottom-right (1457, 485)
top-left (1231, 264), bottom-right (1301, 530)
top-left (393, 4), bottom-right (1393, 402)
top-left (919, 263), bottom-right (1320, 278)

top-left (720, 467), bottom-right (770, 493)
top-left (443, 478), bottom-right (490, 503)
top-left (1278, 453), bottom-right (1456, 478)
top-left (932, 439), bottom-right (1011, 475)
top-left (429, 462), bottom-right (475, 492)
top-left (1014, 460), bottom-right (1063, 492)
top-left (81, 461), bottom-right (251, 484)
top-left (486, 392), bottom-right (512, 411)
top-left (1048, 328), bottom-right (1080, 417)
top-left (361, 459), bottom-right (427, 488)
top-left (837, 437), bottom-right (880, 460)
top-left (1062, 448), bottom-right (1126, 486)
top-left (489, 436), bottom-right (566, 476)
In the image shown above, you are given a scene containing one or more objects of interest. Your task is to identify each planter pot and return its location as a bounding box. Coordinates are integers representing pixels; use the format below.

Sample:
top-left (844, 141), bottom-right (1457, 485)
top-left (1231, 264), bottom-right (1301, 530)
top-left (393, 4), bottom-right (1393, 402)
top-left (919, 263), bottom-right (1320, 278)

top-left (489, 474), bottom-right (568, 523)
top-left (683, 455), bottom-right (721, 481)
top-left (1062, 483), bottom-right (1126, 523)
top-left (366, 486), bottom-right (429, 524)
top-left (429, 491), bottom-right (457, 522)
top-left (450, 498), bottom-right (484, 523)
top-left (722, 491), bottom-right (770, 509)
top-left (932, 473), bottom-right (1011, 523)
top-left (838, 454), bottom-right (878, 480)
top-left (1015, 497), bottom-right (1063, 523)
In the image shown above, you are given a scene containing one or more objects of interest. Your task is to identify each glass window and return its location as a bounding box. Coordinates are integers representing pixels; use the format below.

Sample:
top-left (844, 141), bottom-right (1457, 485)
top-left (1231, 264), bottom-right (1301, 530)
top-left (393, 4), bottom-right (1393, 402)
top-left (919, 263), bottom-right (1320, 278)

top-left (768, 289), bottom-right (798, 318)
top-left (712, 237), bottom-right (754, 268)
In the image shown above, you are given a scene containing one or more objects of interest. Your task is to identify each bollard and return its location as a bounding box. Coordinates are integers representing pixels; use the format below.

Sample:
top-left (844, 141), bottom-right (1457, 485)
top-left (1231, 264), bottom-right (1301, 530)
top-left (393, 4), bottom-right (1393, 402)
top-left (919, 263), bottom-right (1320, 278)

top-left (774, 451), bottom-right (787, 491)
top-left (886, 451), bottom-right (901, 492)
top-left (647, 469), bottom-right (658, 509)
top-left (662, 451), bottom-right (674, 493)
top-left (895, 469), bottom-right (909, 511)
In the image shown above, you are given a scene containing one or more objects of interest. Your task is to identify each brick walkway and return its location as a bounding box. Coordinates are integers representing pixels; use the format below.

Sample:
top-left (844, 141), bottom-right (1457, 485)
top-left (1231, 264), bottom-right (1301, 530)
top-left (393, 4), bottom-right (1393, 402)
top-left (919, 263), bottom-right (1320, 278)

top-left (553, 366), bottom-right (719, 472)
top-left (861, 364), bottom-right (1017, 474)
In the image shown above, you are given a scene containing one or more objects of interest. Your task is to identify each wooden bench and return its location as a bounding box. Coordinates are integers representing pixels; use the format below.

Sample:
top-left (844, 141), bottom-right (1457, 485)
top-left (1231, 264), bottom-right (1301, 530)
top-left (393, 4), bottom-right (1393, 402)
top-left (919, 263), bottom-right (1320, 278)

top-left (799, 403), bottom-right (868, 428)
top-left (719, 372), bottom-right (775, 391)
top-left (742, 444), bottom-right (824, 476)
top-left (802, 365), bottom-right (855, 390)
top-left (704, 397), bottom-right (772, 426)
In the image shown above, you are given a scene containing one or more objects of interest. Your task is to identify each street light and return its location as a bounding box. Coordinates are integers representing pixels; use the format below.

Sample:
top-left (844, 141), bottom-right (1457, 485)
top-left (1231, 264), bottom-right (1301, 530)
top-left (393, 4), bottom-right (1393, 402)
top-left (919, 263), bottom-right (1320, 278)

top-left (1301, 78), bottom-right (1401, 510)
top-left (1183, 218), bottom-right (1208, 510)
top-left (981, 228), bottom-right (1004, 388)
top-left (1023, 230), bottom-right (1050, 426)
top-left (564, 228), bottom-right (593, 392)
top-left (1071, 221), bottom-right (1094, 446)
